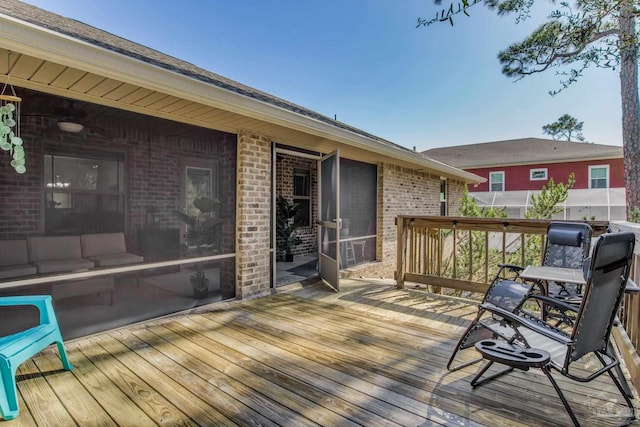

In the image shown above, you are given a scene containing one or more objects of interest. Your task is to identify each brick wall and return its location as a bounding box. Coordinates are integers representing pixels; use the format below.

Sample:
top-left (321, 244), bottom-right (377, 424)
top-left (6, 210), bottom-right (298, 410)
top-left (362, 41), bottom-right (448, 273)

top-left (236, 131), bottom-right (272, 299)
top-left (448, 179), bottom-right (465, 215)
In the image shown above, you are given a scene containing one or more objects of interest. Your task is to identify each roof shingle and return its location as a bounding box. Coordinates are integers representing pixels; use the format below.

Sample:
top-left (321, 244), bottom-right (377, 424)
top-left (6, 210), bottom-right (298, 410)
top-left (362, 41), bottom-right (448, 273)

top-left (423, 138), bottom-right (623, 168)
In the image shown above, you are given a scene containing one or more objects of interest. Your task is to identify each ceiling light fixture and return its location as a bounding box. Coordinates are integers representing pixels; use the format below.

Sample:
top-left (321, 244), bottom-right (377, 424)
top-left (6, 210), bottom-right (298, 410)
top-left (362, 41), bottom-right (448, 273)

top-left (57, 121), bottom-right (84, 133)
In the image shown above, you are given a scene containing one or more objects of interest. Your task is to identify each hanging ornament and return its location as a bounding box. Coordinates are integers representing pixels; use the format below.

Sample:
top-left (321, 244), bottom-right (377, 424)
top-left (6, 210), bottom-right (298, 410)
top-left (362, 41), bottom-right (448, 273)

top-left (1, 51), bottom-right (25, 174)
top-left (0, 84), bottom-right (24, 174)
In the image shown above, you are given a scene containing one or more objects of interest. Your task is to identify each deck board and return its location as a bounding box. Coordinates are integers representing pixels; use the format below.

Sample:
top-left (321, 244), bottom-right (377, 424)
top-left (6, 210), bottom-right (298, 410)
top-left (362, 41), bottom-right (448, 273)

top-left (5, 278), bottom-right (639, 426)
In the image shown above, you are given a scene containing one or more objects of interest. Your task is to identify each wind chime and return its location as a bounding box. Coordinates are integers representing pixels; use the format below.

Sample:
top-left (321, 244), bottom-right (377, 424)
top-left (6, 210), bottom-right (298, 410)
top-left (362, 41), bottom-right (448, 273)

top-left (0, 52), bottom-right (25, 174)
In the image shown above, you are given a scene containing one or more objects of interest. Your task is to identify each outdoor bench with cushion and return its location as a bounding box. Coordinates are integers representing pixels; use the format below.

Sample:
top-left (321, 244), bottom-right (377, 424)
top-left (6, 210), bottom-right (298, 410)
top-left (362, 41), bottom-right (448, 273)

top-left (0, 233), bottom-right (144, 303)
top-left (28, 235), bottom-right (95, 274)
top-left (0, 240), bottom-right (37, 280)
top-left (81, 232), bottom-right (144, 267)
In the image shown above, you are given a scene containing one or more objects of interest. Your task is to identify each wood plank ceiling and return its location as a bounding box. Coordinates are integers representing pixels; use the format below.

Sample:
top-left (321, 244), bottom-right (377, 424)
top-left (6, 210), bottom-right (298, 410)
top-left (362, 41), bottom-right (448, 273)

top-left (0, 47), bottom-right (438, 172)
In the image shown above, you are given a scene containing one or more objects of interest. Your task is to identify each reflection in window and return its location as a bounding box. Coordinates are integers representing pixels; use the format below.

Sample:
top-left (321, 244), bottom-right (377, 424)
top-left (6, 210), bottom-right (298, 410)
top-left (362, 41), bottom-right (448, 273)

top-left (183, 165), bottom-right (222, 252)
top-left (186, 167), bottom-right (213, 217)
top-left (489, 171), bottom-right (504, 192)
top-left (293, 168), bottom-right (311, 226)
top-left (589, 165), bottom-right (609, 189)
top-left (44, 153), bottom-right (124, 235)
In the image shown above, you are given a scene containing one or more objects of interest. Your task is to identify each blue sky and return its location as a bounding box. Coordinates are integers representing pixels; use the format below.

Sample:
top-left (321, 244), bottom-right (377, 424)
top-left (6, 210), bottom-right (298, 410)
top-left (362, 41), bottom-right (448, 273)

top-left (23, 0), bottom-right (623, 150)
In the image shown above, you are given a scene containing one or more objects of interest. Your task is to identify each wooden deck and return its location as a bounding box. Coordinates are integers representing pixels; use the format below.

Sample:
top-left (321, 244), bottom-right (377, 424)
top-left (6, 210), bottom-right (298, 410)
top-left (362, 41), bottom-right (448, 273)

top-left (6, 278), bottom-right (639, 426)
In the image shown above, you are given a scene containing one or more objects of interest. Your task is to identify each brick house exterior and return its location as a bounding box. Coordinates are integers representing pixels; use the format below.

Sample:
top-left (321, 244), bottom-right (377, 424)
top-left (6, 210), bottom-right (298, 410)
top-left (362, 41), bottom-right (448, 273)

top-left (0, 1), bottom-right (481, 338)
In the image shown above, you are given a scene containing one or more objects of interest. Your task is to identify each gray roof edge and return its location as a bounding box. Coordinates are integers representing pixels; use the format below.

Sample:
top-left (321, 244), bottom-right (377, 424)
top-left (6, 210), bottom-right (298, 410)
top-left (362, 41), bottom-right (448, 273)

top-left (0, 1), bottom-right (414, 154)
top-left (423, 138), bottom-right (623, 168)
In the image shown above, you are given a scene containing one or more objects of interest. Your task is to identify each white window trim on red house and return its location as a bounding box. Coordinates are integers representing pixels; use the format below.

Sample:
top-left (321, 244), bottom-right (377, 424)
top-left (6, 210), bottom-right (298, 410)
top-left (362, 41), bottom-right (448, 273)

top-left (530, 168), bottom-right (548, 181)
top-left (489, 171), bottom-right (505, 192)
top-left (589, 164), bottom-right (610, 189)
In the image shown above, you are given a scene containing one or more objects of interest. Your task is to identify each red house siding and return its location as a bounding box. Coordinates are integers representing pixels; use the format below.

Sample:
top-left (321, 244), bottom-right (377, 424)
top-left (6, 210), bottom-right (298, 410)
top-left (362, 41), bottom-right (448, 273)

top-left (467, 159), bottom-right (624, 192)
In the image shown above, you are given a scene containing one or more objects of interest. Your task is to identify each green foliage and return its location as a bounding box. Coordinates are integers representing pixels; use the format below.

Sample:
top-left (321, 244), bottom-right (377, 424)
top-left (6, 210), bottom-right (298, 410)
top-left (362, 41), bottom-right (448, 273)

top-left (629, 206), bottom-right (640, 223)
top-left (525, 172), bottom-right (575, 219)
top-left (174, 196), bottom-right (222, 249)
top-left (276, 196), bottom-right (303, 256)
top-left (189, 268), bottom-right (209, 292)
top-left (417, 0), bottom-right (482, 26)
top-left (542, 114), bottom-right (585, 141)
top-left (439, 188), bottom-right (508, 294)
top-left (421, 0), bottom-right (625, 92)
top-left (497, 1), bottom-right (623, 95)
top-left (439, 173), bottom-right (575, 294)
top-left (459, 187), bottom-right (507, 218)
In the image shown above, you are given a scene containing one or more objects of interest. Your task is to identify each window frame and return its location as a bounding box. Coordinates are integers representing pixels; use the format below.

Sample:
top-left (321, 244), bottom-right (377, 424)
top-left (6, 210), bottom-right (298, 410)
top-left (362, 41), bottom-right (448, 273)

top-left (588, 165), bottom-right (609, 189)
top-left (439, 179), bottom-right (447, 216)
top-left (489, 171), bottom-right (505, 192)
top-left (530, 168), bottom-right (548, 181)
top-left (293, 168), bottom-right (312, 227)
top-left (43, 151), bottom-right (126, 235)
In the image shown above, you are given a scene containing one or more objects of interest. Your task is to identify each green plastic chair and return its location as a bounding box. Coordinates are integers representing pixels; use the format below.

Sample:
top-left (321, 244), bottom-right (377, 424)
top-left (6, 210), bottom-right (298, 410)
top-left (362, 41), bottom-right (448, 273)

top-left (0, 295), bottom-right (72, 420)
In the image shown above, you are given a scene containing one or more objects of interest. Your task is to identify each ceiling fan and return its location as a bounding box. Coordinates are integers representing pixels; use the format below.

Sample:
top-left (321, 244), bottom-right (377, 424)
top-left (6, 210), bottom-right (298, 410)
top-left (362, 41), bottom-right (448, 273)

top-left (53, 101), bottom-right (87, 133)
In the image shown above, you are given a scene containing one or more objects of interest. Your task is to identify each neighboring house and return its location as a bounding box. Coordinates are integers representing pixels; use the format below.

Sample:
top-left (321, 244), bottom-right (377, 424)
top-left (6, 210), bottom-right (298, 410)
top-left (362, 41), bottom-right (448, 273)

top-left (0, 1), bottom-right (481, 338)
top-left (424, 138), bottom-right (625, 220)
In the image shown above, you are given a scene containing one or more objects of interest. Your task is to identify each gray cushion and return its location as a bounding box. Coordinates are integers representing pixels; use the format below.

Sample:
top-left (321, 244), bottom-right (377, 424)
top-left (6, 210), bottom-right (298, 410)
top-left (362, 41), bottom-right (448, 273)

top-left (81, 233), bottom-right (127, 257)
top-left (34, 258), bottom-right (95, 274)
top-left (0, 240), bottom-right (30, 267)
top-left (0, 264), bottom-right (37, 279)
top-left (87, 253), bottom-right (144, 267)
top-left (29, 236), bottom-right (83, 262)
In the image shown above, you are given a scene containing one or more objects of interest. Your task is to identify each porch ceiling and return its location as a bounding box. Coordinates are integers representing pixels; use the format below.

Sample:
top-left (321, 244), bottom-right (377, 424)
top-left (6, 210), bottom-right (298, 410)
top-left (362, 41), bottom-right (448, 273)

top-left (0, 6), bottom-right (482, 183)
top-left (2, 49), bottom-right (424, 169)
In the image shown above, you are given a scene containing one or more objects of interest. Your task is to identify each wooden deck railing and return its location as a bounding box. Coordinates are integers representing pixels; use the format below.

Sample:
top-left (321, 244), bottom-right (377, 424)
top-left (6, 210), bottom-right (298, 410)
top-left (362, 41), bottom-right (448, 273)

top-left (608, 222), bottom-right (640, 394)
top-left (395, 215), bottom-right (608, 293)
top-left (395, 215), bottom-right (639, 393)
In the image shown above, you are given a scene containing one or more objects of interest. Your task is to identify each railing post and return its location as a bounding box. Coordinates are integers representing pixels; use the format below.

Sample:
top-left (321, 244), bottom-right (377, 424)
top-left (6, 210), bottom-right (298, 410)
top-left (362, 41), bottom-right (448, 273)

top-left (396, 216), bottom-right (406, 289)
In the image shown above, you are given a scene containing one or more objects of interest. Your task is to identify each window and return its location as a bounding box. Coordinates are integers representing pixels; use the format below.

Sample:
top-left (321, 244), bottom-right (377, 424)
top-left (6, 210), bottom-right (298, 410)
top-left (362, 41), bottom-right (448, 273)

top-left (44, 153), bottom-right (125, 235)
top-left (440, 180), bottom-right (447, 216)
top-left (293, 169), bottom-right (311, 226)
top-left (184, 164), bottom-right (221, 250)
top-left (589, 165), bottom-right (609, 188)
top-left (530, 168), bottom-right (548, 181)
top-left (489, 171), bottom-right (505, 192)
top-left (186, 167), bottom-right (213, 218)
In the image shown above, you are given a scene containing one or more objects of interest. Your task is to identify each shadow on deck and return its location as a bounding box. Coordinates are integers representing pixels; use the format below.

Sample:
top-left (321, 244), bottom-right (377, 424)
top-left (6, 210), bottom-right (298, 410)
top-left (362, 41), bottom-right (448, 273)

top-left (7, 278), bottom-right (639, 426)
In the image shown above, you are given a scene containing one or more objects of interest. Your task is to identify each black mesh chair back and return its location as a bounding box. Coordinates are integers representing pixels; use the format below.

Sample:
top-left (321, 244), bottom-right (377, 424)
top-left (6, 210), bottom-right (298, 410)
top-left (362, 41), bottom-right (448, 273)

top-left (541, 222), bottom-right (592, 299)
top-left (570, 231), bottom-right (634, 362)
top-left (543, 221), bottom-right (592, 269)
top-left (470, 231), bottom-right (636, 427)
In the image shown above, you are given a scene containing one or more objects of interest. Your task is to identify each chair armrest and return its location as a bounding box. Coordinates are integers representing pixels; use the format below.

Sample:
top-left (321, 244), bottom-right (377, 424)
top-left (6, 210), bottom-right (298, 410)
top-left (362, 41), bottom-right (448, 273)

top-left (0, 295), bottom-right (56, 325)
top-left (480, 302), bottom-right (572, 345)
top-left (497, 263), bottom-right (524, 273)
top-left (527, 294), bottom-right (579, 313)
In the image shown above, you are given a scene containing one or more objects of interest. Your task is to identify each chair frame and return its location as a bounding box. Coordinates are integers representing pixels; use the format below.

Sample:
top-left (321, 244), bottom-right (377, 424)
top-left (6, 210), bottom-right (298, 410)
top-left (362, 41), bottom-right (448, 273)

top-left (540, 221), bottom-right (593, 300)
top-left (470, 231), bottom-right (636, 427)
top-left (446, 221), bottom-right (593, 372)
top-left (0, 295), bottom-right (72, 420)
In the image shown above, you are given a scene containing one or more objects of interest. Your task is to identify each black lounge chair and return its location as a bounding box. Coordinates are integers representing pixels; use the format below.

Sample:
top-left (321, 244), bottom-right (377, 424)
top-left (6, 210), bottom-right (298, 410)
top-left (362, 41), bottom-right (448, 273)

top-left (446, 221), bottom-right (592, 371)
top-left (470, 231), bottom-right (636, 427)
top-left (540, 221), bottom-right (593, 303)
